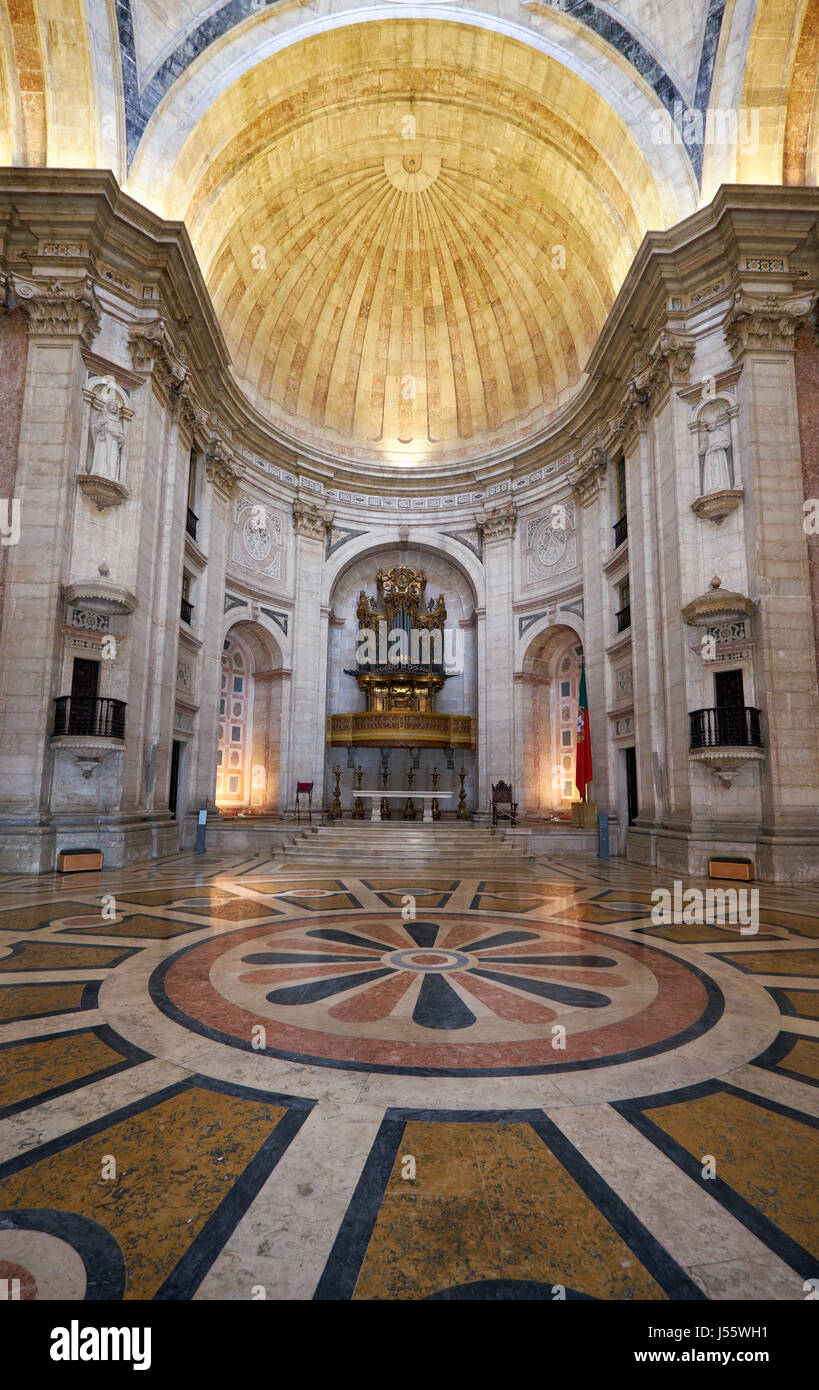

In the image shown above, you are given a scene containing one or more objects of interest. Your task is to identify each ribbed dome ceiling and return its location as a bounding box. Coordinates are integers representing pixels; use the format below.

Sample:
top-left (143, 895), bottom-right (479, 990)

top-left (172, 21), bottom-right (674, 466)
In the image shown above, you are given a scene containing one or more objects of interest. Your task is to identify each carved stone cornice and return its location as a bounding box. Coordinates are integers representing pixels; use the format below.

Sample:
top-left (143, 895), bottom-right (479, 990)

top-left (475, 501), bottom-right (516, 540)
top-left (568, 447), bottom-right (607, 507)
top-left (11, 275), bottom-right (100, 346)
top-left (606, 388), bottom-right (645, 448)
top-left (174, 376), bottom-right (209, 439)
top-left (292, 498), bottom-right (335, 540)
top-left (205, 437), bottom-right (243, 498)
top-left (723, 290), bottom-right (818, 356)
top-left (128, 317), bottom-right (188, 394)
top-left (631, 328), bottom-right (696, 403)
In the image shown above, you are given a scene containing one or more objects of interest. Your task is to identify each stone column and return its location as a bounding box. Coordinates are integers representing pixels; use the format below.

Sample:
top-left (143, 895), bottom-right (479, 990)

top-left (0, 276), bottom-right (100, 870)
top-left (252, 668), bottom-right (286, 812)
top-left (285, 498), bottom-right (334, 811)
top-left (475, 502), bottom-right (516, 809)
top-left (569, 449), bottom-right (610, 817)
top-left (188, 438), bottom-right (242, 823)
top-left (609, 329), bottom-right (696, 869)
top-left (724, 289), bottom-right (819, 879)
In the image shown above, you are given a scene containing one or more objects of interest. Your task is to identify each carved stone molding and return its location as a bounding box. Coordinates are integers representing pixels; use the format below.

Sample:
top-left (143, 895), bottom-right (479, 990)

top-left (77, 474), bottom-right (129, 511)
top-left (475, 501), bottom-right (516, 540)
top-left (723, 290), bottom-right (818, 356)
top-left (689, 745), bottom-right (766, 788)
top-left (63, 579), bottom-right (137, 615)
top-left (568, 447), bottom-right (607, 507)
top-left (690, 488), bottom-right (744, 524)
top-left (12, 275), bottom-right (101, 346)
top-left (176, 383), bottom-right (209, 439)
top-left (128, 318), bottom-right (188, 394)
top-left (292, 498), bottom-right (335, 540)
top-left (606, 390), bottom-right (644, 447)
top-left (205, 438), bottom-right (243, 498)
top-left (681, 576), bottom-right (755, 627)
top-left (631, 328), bottom-right (696, 403)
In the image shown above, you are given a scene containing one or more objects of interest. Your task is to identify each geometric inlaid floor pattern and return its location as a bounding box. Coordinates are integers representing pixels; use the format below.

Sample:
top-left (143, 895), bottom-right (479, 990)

top-left (0, 849), bottom-right (816, 1300)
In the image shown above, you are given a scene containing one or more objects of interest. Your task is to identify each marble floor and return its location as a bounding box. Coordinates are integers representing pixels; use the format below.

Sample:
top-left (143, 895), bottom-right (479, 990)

top-left (0, 847), bottom-right (817, 1301)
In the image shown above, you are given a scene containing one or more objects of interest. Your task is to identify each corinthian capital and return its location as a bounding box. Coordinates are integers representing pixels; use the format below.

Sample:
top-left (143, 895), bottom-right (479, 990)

top-left (476, 500), bottom-right (517, 540)
top-left (723, 290), bottom-right (818, 356)
top-left (12, 275), bottom-right (100, 346)
top-left (292, 498), bottom-right (335, 540)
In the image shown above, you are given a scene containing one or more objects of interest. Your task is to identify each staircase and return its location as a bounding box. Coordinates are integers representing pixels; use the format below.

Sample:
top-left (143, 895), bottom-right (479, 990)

top-left (279, 822), bottom-right (534, 868)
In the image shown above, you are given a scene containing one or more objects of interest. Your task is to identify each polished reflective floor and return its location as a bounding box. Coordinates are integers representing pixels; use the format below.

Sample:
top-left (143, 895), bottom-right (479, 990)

top-left (0, 848), bottom-right (816, 1300)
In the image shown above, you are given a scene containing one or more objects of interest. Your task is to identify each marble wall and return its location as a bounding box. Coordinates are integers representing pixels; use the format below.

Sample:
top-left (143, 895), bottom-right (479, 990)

top-left (0, 181), bottom-right (817, 882)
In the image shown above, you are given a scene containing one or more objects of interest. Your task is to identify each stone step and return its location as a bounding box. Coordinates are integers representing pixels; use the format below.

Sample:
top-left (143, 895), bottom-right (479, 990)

top-left (281, 836), bottom-right (533, 862)
top-left (280, 824), bottom-right (533, 862)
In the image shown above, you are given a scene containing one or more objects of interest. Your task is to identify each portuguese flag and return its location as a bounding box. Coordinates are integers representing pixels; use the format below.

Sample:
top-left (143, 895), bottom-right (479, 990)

top-left (575, 664), bottom-right (593, 801)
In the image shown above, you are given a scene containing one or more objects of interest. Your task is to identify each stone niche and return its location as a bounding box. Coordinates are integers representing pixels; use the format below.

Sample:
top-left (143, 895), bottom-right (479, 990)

top-left (77, 374), bottom-right (132, 510)
top-left (689, 395), bottom-right (743, 524)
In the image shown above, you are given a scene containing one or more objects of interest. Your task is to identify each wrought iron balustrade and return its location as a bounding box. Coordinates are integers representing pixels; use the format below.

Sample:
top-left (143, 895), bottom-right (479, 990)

top-left (186, 508), bottom-right (199, 541)
top-left (615, 604), bottom-right (631, 632)
top-left (613, 514), bottom-right (628, 548)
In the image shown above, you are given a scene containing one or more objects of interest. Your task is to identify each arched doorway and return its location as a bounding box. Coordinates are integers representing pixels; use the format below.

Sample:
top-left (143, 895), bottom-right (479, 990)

top-left (520, 625), bottom-right (584, 818)
top-left (215, 620), bottom-right (284, 814)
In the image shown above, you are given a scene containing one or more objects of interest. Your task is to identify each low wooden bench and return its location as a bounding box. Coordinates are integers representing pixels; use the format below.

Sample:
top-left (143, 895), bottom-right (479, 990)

top-left (57, 848), bottom-right (103, 873)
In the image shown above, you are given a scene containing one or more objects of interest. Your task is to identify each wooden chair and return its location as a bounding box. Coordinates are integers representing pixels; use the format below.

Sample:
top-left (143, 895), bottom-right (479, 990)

top-left (491, 780), bottom-right (518, 827)
top-left (295, 781), bottom-right (314, 824)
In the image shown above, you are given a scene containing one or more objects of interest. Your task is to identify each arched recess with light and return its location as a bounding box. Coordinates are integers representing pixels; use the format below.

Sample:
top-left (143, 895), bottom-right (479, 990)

top-left (517, 623), bottom-right (584, 818)
top-left (215, 619), bottom-right (285, 814)
top-left (325, 541), bottom-right (479, 816)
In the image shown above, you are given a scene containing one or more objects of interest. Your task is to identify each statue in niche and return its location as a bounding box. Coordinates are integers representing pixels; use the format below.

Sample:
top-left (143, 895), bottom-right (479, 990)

top-left (698, 402), bottom-right (734, 496)
top-left (89, 377), bottom-right (126, 482)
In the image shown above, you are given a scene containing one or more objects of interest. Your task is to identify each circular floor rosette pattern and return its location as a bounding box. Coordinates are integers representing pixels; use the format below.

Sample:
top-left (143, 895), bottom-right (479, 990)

top-left (153, 912), bottom-right (722, 1076)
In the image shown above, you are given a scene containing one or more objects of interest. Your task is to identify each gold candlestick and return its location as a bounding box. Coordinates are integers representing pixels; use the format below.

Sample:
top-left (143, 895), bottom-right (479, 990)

top-left (405, 764), bottom-right (416, 820)
top-left (353, 764), bottom-right (364, 819)
top-left (381, 765), bottom-right (391, 819)
top-left (457, 767), bottom-right (469, 820)
top-left (331, 764), bottom-right (342, 819)
top-left (431, 765), bottom-right (440, 820)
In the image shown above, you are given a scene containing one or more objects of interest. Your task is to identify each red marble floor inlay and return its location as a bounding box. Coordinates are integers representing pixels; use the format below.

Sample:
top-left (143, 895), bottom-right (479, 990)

top-left (155, 911), bottom-right (720, 1076)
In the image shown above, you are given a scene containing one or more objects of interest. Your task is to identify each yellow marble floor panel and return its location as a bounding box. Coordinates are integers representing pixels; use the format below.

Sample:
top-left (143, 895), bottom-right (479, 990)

top-left (0, 942), bottom-right (133, 972)
top-left (0, 982), bottom-right (89, 1022)
top-left (0, 1087), bottom-right (287, 1299)
top-left (647, 1090), bottom-right (819, 1255)
top-left (776, 988), bottom-right (819, 1020)
top-left (643, 921), bottom-right (779, 944)
top-left (352, 1122), bottom-right (665, 1301)
top-left (0, 902), bottom-right (102, 933)
top-left (0, 1030), bottom-right (126, 1111)
top-left (772, 1038), bottom-right (819, 1082)
top-left (58, 915), bottom-right (210, 940)
top-left (727, 948), bottom-right (819, 976)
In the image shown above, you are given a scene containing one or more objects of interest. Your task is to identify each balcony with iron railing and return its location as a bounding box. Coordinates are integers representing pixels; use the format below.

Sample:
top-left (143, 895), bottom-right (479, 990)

top-left (53, 696), bottom-right (126, 740)
top-left (180, 596), bottom-right (193, 624)
top-left (689, 706), bottom-right (763, 750)
top-left (615, 604), bottom-right (631, 633)
top-left (613, 513), bottom-right (628, 548)
top-left (186, 507), bottom-right (199, 541)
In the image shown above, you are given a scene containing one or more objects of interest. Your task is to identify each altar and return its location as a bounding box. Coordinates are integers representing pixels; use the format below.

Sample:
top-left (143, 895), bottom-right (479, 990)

top-left (359, 791), bottom-right (453, 822)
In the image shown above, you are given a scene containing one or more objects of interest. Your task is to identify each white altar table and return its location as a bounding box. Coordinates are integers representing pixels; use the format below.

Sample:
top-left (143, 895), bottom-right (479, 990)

top-left (358, 791), bottom-right (452, 823)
